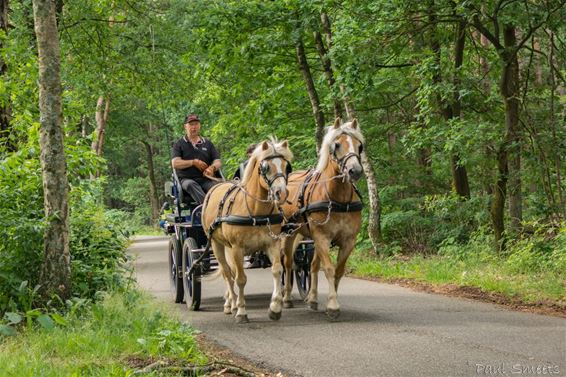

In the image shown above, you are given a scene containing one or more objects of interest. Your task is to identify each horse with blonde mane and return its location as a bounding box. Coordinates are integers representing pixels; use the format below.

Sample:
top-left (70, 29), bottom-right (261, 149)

top-left (202, 139), bottom-right (293, 323)
top-left (281, 118), bottom-right (364, 319)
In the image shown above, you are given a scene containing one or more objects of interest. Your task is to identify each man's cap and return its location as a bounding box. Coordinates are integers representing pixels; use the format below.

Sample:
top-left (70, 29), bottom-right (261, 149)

top-left (185, 113), bottom-right (200, 123)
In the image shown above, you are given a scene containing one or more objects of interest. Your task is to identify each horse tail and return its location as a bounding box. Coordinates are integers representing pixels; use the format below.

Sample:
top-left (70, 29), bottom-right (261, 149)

top-left (203, 262), bottom-right (234, 281)
top-left (203, 268), bottom-right (224, 282)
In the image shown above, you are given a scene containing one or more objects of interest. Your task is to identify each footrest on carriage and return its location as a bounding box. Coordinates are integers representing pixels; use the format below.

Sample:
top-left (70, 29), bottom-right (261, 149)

top-left (191, 250), bottom-right (218, 274)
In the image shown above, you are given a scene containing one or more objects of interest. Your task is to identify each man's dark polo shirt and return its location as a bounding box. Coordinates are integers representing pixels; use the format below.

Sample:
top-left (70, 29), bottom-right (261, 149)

top-left (171, 136), bottom-right (220, 180)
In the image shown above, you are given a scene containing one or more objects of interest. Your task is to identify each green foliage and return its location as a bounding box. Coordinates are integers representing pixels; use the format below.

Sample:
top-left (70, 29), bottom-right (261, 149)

top-left (351, 222), bottom-right (566, 304)
top-left (69, 189), bottom-right (132, 300)
top-left (380, 190), bottom-right (489, 253)
top-left (0, 152), bottom-right (131, 317)
top-left (0, 153), bottom-right (45, 314)
top-left (1, 0), bottom-right (565, 322)
top-left (0, 290), bottom-right (206, 376)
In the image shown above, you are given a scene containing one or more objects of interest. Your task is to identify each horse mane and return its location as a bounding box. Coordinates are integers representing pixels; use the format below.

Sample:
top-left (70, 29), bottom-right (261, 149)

top-left (240, 136), bottom-right (293, 186)
top-left (315, 121), bottom-right (365, 172)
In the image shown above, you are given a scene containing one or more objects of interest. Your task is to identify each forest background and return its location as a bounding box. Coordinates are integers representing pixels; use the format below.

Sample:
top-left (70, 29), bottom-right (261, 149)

top-left (1, 0), bottom-right (565, 323)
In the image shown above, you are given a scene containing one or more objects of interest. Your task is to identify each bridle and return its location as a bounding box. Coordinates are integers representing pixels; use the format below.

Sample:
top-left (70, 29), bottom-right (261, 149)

top-left (258, 154), bottom-right (293, 188)
top-left (331, 135), bottom-right (364, 175)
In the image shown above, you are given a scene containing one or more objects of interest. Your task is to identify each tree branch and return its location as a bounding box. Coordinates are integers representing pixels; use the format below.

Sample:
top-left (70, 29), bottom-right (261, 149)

top-left (471, 15), bottom-right (503, 52)
top-left (357, 87), bottom-right (418, 112)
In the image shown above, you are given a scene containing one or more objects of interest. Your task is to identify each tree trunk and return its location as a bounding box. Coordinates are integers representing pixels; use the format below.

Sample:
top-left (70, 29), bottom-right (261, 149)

top-left (501, 25), bottom-right (522, 232)
top-left (143, 140), bottom-right (160, 225)
top-left (32, 0), bottom-right (71, 300)
top-left (449, 18), bottom-right (471, 198)
top-left (0, 0), bottom-right (13, 152)
top-left (295, 39), bottom-right (325, 151)
top-left (479, 32), bottom-right (493, 196)
top-left (92, 95), bottom-right (110, 156)
top-left (548, 31), bottom-right (565, 219)
top-left (491, 146), bottom-right (508, 252)
top-left (343, 101), bottom-right (383, 247)
top-left (313, 30), bottom-right (343, 119)
top-left (319, 11), bottom-right (382, 250)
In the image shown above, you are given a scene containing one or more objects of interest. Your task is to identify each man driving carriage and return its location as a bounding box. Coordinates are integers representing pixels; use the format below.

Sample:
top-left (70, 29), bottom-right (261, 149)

top-left (171, 113), bottom-right (222, 204)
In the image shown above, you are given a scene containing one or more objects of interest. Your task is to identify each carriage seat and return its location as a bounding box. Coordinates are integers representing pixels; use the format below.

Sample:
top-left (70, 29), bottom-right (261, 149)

top-left (171, 172), bottom-right (199, 209)
top-left (170, 169), bottom-right (226, 209)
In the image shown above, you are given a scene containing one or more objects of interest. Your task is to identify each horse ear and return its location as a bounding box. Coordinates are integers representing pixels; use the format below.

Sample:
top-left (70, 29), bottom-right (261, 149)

top-left (261, 141), bottom-right (269, 151)
top-left (333, 117), bottom-right (341, 129)
top-left (280, 140), bottom-right (288, 149)
top-left (351, 118), bottom-right (358, 129)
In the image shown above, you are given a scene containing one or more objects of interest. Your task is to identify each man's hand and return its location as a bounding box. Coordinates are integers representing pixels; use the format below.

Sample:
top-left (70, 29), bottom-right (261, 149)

top-left (193, 159), bottom-right (208, 171)
top-left (203, 165), bottom-right (216, 177)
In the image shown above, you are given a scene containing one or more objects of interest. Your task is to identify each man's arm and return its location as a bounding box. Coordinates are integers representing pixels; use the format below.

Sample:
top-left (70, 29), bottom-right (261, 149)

top-left (171, 157), bottom-right (193, 169)
top-left (209, 141), bottom-right (222, 172)
top-left (211, 159), bottom-right (221, 171)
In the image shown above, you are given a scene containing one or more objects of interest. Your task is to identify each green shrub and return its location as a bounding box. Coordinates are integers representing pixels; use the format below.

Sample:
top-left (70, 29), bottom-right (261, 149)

top-left (380, 193), bottom-right (488, 253)
top-left (504, 221), bottom-right (566, 275)
top-left (0, 154), bottom-right (132, 317)
top-left (0, 153), bottom-right (44, 314)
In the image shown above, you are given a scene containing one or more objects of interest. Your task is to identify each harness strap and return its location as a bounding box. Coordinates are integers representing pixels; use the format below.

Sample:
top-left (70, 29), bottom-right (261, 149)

top-left (211, 213), bottom-right (284, 229)
top-left (289, 200), bottom-right (363, 223)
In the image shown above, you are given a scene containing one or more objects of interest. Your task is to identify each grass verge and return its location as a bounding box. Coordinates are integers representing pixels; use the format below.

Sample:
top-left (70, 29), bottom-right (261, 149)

top-left (0, 290), bottom-right (206, 376)
top-left (348, 232), bottom-right (566, 314)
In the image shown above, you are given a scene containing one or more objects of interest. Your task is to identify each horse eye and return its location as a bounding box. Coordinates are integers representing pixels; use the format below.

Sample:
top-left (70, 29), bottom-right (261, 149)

top-left (359, 144), bottom-right (364, 154)
top-left (334, 142), bottom-right (341, 150)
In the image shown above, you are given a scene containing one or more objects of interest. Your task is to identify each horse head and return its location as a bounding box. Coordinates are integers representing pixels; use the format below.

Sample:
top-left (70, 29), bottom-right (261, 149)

top-left (242, 138), bottom-right (293, 205)
top-left (319, 118), bottom-right (365, 182)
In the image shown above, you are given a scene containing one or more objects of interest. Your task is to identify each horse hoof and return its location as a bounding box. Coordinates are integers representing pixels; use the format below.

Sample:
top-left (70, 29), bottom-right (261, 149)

top-left (268, 309), bottom-right (282, 321)
top-left (223, 307), bottom-right (232, 315)
top-left (235, 314), bottom-right (249, 324)
top-left (283, 301), bottom-right (294, 309)
top-left (308, 302), bottom-right (318, 311)
top-left (326, 308), bottom-right (340, 320)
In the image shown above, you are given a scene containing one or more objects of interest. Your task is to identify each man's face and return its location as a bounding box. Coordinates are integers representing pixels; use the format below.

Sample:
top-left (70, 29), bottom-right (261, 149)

top-left (184, 121), bottom-right (201, 137)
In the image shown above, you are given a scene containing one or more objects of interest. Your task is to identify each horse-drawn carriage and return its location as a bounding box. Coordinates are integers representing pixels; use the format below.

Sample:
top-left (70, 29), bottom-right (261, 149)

top-left (163, 119), bottom-right (364, 322)
top-left (162, 162), bottom-right (314, 312)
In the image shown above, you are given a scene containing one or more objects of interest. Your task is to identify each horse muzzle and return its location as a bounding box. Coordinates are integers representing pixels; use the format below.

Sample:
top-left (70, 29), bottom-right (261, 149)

top-left (347, 166), bottom-right (364, 182)
top-left (270, 186), bottom-right (288, 204)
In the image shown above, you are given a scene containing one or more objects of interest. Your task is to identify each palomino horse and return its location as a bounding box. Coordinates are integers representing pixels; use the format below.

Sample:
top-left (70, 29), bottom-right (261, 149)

top-left (202, 139), bottom-right (293, 323)
top-left (281, 118), bottom-right (364, 319)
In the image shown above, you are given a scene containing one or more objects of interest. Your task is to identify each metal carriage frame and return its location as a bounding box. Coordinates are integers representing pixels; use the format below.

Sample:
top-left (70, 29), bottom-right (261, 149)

top-left (164, 170), bottom-right (216, 311)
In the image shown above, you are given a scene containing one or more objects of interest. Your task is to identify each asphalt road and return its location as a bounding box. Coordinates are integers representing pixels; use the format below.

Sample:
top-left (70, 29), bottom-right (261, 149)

top-left (129, 236), bottom-right (566, 377)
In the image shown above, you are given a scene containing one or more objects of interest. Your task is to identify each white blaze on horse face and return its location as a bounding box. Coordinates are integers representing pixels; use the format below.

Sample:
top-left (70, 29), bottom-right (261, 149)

top-left (272, 158), bottom-right (284, 175)
top-left (346, 135), bottom-right (356, 154)
top-left (268, 158), bottom-right (288, 204)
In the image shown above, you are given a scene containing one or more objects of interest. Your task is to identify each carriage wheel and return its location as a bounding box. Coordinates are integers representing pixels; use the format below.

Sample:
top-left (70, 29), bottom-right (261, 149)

top-left (294, 266), bottom-right (310, 300)
top-left (168, 238), bottom-right (184, 303)
top-left (182, 237), bottom-right (202, 311)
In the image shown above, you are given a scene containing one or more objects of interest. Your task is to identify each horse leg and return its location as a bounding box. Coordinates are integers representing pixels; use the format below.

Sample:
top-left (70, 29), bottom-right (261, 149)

top-left (334, 237), bottom-right (356, 291)
top-left (224, 246), bottom-right (239, 313)
top-left (306, 242), bottom-right (321, 311)
top-left (282, 234), bottom-right (298, 308)
top-left (312, 234), bottom-right (340, 319)
top-left (267, 241), bottom-right (283, 320)
top-left (231, 246), bottom-right (249, 323)
top-left (212, 240), bottom-right (237, 315)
